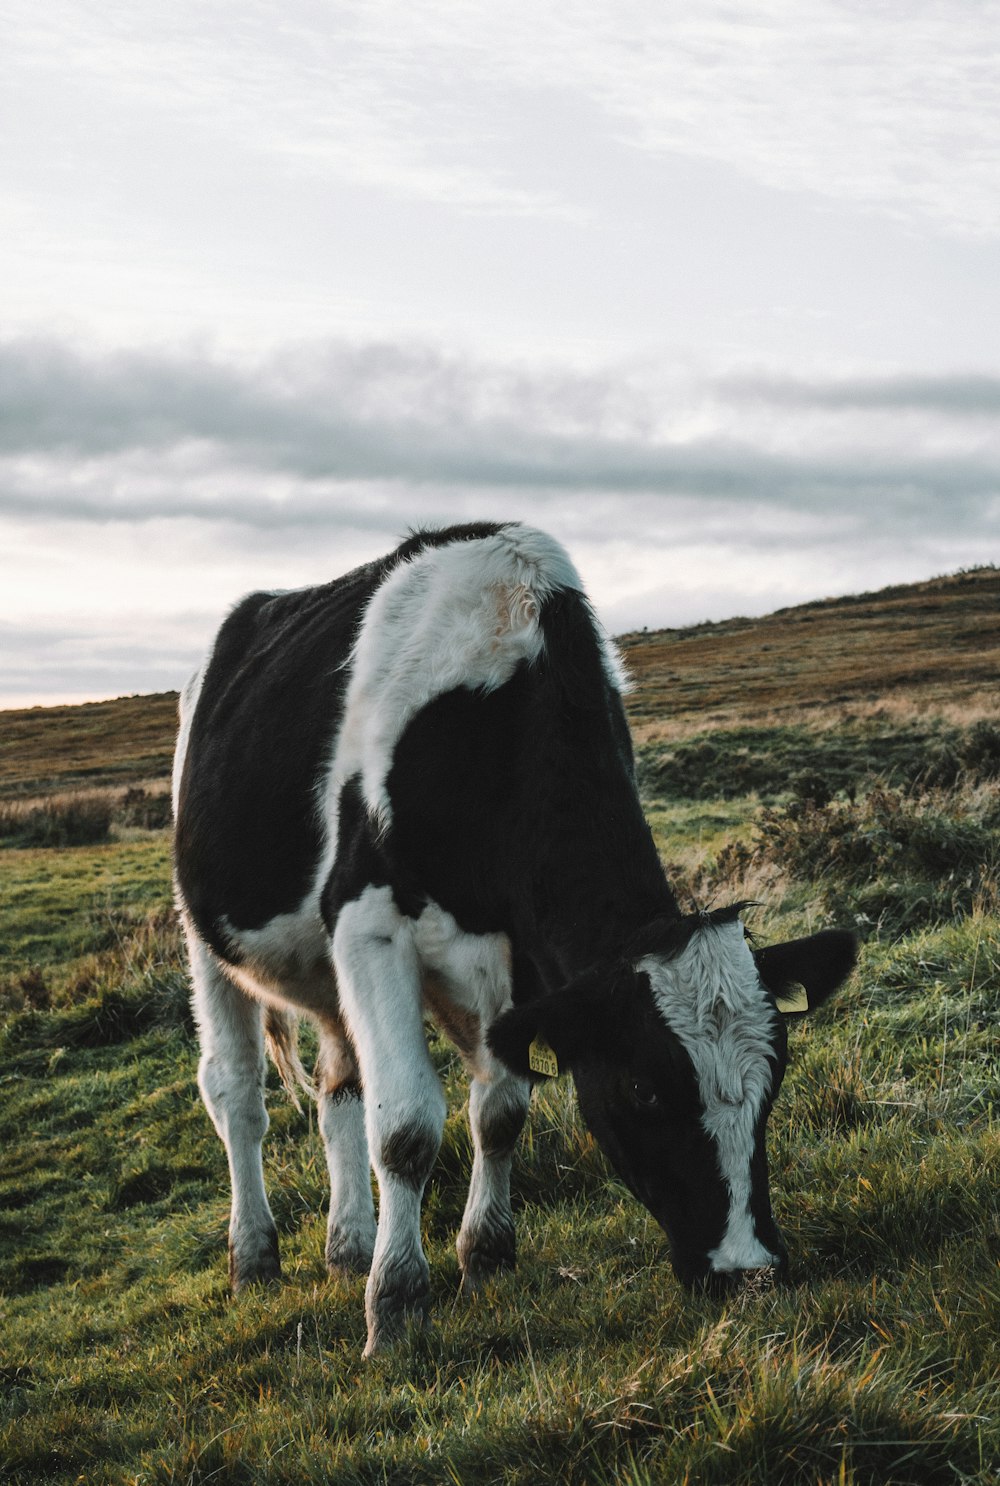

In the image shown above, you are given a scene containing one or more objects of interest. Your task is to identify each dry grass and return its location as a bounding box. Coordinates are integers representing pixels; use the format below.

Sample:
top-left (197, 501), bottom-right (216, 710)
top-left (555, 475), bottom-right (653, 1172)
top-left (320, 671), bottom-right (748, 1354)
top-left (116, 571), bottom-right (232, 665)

top-left (0, 783), bottom-right (173, 847)
top-left (0, 692), bottom-right (179, 799)
top-left (621, 567), bottom-right (1000, 745)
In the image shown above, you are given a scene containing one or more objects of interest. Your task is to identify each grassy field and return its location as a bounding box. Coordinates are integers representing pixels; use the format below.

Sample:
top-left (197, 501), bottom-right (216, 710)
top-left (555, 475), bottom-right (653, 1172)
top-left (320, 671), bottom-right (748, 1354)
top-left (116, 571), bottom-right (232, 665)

top-left (1, 570), bottom-right (998, 1484)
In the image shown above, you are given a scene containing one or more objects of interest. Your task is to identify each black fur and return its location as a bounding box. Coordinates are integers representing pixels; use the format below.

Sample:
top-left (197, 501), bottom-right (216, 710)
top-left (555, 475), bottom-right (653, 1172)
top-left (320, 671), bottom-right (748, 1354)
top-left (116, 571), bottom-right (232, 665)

top-left (754, 930), bottom-right (859, 1014)
top-left (384, 585), bottom-right (678, 990)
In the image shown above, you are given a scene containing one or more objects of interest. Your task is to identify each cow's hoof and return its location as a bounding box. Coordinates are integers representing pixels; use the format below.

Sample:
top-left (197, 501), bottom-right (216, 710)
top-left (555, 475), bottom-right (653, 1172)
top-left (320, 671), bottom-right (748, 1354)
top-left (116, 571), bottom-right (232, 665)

top-left (363, 1281), bottom-right (431, 1357)
top-left (362, 1303), bottom-right (431, 1357)
top-left (229, 1231), bottom-right (281, 1293)
top-left (326, 1229), bottom-right (376, 1277)
top-left (458, 1220), bottom-right (515, 1296)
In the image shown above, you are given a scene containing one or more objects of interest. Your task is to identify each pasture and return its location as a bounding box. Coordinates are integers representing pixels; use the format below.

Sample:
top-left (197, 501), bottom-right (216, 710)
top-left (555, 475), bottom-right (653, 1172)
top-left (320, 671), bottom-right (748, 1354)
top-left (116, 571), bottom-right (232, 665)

top-left (1, 568), bottom-right (998, 1484)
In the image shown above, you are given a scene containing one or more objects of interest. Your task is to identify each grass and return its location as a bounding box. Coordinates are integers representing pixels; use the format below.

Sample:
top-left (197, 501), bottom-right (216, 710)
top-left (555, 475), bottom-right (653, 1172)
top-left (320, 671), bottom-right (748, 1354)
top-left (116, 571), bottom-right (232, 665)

top-left (0, 693), bottom-right (178, 799)
top-left (2, 569), bottom-right (999, 1483)
top-left (622, 564), bottom-right (1000, 744)
top-left (2, 806), bottom-right (997, 1483)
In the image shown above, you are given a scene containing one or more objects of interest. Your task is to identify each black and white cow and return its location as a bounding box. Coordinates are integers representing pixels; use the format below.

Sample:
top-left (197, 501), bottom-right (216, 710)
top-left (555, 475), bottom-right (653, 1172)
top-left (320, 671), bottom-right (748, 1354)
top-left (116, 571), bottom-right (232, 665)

top-left (173, 522), bottom-right (856, 1355)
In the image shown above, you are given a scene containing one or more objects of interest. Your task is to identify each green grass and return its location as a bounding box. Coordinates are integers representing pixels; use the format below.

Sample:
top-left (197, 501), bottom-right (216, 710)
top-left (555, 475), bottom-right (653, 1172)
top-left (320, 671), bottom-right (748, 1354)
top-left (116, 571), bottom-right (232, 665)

top-left (1, 790), bottom-right (998, 1483)
top-left (0, 835), bottom-right (174, 984)
top-left (635, 719), bottom-right (1000, 804)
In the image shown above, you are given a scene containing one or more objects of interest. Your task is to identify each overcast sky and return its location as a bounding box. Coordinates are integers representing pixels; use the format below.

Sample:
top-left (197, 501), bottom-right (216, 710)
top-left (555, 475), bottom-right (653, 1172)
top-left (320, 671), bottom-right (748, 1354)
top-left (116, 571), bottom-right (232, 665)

top-left (3, 0), bottom-right (999, 708)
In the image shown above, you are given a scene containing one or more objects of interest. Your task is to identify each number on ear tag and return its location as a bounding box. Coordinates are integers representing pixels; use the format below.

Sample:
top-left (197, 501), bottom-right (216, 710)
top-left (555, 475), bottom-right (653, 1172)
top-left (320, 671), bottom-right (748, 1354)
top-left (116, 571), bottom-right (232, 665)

top-left (775, 984), bottom-right (809, 1015)
top-left (528, 1036), bottom-right (559, 1077)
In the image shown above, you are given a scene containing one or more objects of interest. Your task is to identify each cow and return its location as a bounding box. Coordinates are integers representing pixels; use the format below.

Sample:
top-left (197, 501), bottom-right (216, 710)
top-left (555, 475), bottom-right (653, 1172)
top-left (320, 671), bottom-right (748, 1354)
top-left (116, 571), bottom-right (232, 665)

top-left (172, 521), bottom-right (856, 1356)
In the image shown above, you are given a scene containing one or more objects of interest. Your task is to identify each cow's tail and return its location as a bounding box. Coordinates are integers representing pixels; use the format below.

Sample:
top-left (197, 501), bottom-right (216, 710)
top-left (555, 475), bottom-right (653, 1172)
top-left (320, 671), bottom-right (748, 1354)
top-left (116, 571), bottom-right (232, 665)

top-left (264, 1008), bottom-right (315, 1112)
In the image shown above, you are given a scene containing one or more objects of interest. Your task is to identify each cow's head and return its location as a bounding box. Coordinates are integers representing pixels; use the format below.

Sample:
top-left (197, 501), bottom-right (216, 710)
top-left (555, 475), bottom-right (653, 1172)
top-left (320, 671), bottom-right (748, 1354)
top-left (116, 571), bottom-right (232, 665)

top-left (488, 910), bottom-right (857, 1291)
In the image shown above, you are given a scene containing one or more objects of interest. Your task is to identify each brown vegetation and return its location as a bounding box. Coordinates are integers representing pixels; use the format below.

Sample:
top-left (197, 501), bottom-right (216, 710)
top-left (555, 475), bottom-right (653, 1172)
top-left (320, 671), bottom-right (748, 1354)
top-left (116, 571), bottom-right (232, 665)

top-left (0, 692), bottom-right (179, 799)
top-left (621, 565), bottom-right (1000, 743)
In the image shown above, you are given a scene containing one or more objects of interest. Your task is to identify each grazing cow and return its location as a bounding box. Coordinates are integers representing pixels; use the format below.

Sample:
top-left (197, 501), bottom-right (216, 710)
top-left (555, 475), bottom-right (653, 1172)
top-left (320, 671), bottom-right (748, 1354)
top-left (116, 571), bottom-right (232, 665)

top-left (173, 522), bottom-right (856, 1355)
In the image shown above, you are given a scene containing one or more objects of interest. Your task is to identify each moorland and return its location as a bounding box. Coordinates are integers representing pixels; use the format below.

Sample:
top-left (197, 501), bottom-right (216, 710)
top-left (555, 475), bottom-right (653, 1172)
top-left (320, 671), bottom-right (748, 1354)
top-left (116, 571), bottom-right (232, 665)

top-left (1, 566), bottom-right (998, 1484)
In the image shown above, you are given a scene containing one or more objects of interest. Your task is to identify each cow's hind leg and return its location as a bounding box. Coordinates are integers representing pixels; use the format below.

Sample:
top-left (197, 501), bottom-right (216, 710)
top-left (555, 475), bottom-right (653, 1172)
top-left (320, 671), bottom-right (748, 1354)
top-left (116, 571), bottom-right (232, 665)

top-left (315, 1017), bottom-right (377, 1275)
top-left (186, 931), bottom-right (280, 1290)
top-left (457, 1066), bottom-right (530, 1294)
top-left (333, 886), bottom-right (446, 1357)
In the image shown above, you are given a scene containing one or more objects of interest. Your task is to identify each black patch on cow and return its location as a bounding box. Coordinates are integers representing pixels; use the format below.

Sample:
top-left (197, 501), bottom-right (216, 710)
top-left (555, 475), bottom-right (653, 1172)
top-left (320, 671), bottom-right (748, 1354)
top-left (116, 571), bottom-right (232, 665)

top-left (754, 929), bottom-right (858, 1014)
top-left (321, 775), bottom-right (426, 927)
top-left (384, 584), bottom-right (679, 990)
top-left (475, 1089), bottom-right (530, 1160)
top-left (380, 1123), bottom-right (441, 1190)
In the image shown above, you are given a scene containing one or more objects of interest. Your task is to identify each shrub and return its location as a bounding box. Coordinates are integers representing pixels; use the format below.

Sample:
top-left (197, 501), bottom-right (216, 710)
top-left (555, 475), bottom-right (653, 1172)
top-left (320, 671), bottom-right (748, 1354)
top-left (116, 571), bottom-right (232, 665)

top-left (0, 792), bottom-right (114, 848)
top-left (752, 785), bottom-right (1000, 934)
top-left (0, 785), bottom-right (173, 849)
top-left (637, 721), bottom-right (1000, 805)
top-left (923, 721), bottom-right (1000, 788)
top-left (116, 787), bottom-right (173, 831)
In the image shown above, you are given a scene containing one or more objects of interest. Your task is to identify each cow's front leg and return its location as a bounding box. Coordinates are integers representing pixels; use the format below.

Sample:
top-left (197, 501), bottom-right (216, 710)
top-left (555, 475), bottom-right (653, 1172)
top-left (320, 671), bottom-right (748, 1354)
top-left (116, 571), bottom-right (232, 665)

top-left (333, 886), bottom-right (446, 1356)
top-left (185, 929), bottom-right (280, 1290)
top-left (315, 1017), bottom-right (377, 1275)
top-left (457, 1066), bottom-right (530, 1293)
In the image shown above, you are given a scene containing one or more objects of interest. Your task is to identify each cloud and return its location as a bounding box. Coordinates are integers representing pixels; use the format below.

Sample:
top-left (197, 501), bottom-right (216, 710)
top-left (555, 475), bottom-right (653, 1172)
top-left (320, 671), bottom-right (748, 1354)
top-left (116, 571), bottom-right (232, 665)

top-left (3, 338), bottom-right (999, 526)
top-left (2, 332), bottom-right (999, 703)
top-left (720, 372), bottom-right (1000, 416)
top-left (7, 1), bottom-right (1000, 235)
top-left (0, 615), bottom-right (202, 703)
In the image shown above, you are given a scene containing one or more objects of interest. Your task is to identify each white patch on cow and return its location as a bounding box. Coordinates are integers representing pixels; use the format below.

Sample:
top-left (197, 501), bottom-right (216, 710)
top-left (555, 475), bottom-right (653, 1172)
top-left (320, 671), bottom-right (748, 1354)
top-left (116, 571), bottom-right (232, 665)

top-left (413, 901), bottom-right (514, 1073)
top-left (217, 908), bottom-right (333, 1010)
top-left (412, 902), bottom-right (529, 1290)
top-left (327, 525), bottom-right (584, 829)
top-left (171, 656), bottom-right (210, 819)
top-left (332, 883), bottom-right (448, 1353)
top-left (601, 631), bottom-right (632, 696)
top-left (640, 919), bottom-right (782, 1273)
top-left (316, 1018), bottom-right (377, 1274)
top-left (183, 921), bottom-right (280, 1285)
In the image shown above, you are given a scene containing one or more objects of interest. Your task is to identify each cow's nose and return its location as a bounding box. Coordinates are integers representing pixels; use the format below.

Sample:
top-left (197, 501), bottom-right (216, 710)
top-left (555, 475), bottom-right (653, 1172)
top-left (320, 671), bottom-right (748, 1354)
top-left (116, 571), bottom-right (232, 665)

top-left (702, 1253), bottom-right (790, 1298)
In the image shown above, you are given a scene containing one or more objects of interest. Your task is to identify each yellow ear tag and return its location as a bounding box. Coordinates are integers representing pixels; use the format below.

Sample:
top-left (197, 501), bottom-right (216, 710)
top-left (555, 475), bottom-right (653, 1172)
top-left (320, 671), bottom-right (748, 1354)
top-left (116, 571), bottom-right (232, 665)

top-left (775, 984), bottom-right (809, 1015)
top-left (528, 1036), bottom-right (559, 1078)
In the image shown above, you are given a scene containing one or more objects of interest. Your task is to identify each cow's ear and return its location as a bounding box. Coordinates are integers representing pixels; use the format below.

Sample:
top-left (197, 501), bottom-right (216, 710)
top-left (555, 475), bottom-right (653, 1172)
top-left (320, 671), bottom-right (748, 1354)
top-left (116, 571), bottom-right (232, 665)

top-left (487, 975), bottom-right (609, 1080)
top-left (754, 929), bottom-right (858, 1017)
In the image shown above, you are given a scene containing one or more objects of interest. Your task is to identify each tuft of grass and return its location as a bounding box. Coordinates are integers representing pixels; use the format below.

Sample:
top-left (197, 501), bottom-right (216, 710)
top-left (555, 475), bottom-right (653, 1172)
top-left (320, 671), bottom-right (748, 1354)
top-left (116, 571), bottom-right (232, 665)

top-left (0, 791), bottom-right (115, 848)
top-left (0, 785), bottom-right (174, 851)
top-left (636, 719), bottom-right (1000, 805)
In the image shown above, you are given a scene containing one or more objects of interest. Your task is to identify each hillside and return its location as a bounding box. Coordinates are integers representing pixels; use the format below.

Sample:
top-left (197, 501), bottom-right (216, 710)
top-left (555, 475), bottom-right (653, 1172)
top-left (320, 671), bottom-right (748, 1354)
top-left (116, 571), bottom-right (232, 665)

top-left (2, 565), bottom-right (998, 799)
top-left (622, 563), bottom-right (1000, 742)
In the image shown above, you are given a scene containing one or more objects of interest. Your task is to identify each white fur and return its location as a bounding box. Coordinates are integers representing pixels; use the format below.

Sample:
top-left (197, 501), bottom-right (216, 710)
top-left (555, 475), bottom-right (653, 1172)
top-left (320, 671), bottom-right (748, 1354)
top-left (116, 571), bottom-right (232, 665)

top-left (315, 1020), bottom-right (377, 1273)
top-left (328, 525), bottom-right (583, 827)
top-left (171, 658), bottom-right (208, 819)
top-left (332, 885), bottom-right (447, 1353)
top-left (412, 904), bottom-right (530, 1287)
top-left (641, 920), bottom-right (782, 1273)
top-left (413, 903), bottom-right (513, 1071)
top-left (184, 925), bottom-right (280, 1283)
top-left (217, 909), bottom-right (331, 1006)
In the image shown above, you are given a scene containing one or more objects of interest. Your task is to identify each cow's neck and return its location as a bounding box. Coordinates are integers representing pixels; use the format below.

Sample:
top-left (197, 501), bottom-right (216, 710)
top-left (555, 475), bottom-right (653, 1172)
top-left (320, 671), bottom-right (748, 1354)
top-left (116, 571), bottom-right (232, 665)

top-left (514, 771), bottom-right (681, 992)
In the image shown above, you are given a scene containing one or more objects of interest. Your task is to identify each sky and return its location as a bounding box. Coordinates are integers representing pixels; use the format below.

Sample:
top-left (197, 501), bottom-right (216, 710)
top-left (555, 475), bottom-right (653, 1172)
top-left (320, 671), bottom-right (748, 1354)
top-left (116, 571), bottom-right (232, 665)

top-left (2, 0), bottom-right (999, 708)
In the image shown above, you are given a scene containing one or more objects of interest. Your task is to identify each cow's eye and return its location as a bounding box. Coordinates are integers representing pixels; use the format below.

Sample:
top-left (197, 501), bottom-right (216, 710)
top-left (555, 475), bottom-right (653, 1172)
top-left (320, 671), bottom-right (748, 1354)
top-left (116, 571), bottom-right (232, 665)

top-left (631, 1079), bottom-right (660, 1111)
